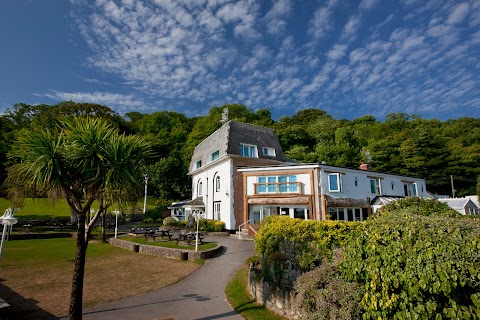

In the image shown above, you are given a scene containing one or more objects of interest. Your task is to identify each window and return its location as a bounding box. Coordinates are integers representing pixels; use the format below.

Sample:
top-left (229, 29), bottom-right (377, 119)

top-left (328, 207), bottom-right (368, 221)
top-left (256, 175), bottom-right (298, 194)
top-left (370, 179), bottom-right (382, 195)
top-left (257, 177), bottom-right (267, 193)
top-left (214, 202), bottom-right (221, 220)
top-left (263, 147), bottom-right (276, 157)
top-left (211, 150), bottom-right (220, 161)
top-left (328, 173), bottom-right (342, 192)
top-left (195, 160), bottom-right (202, 169)
top-left (215, 176), bottom-right (220, 192)
top-left (241, 144), bottom-right (258, 157)
top-left (391, 181), bottom-right (395, 190)
top-left (403, 182), bottom-right (418, 197)
top-left (198, 181), bottom-right (203, 196)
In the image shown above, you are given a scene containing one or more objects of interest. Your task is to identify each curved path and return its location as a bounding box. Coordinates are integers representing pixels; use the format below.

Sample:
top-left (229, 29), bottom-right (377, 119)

top-left (80, 236), bottom-right (255, 320)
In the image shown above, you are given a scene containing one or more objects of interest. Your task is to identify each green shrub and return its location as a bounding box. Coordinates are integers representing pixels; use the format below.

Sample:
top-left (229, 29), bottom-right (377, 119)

top-left (341, 209), bottom-right (480, 319)
top-left (155, 218), bottom-right (163, 224)
top-left (254, 216), bottom-right (359, 270)
top-left (294, 251), bottom-right (363, 320)
top-left (143, 217), bottom-right (154, 224)
top-left (376, 197), bottom-right (459, 218)
top-left (163, 216), bottom-right (177, 226)
top-left (144, 206), bottom-right (164, 221)
top-left (198, 219), bottom-right (225, 232)
top-left (90, 226), bottom-right (103, 240)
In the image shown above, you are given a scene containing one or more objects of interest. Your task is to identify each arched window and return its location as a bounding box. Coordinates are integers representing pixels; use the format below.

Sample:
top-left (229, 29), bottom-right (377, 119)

top-left (198, 180), bottom-right (203, 196)
top-left (215, 176), bottom-right (221, 192)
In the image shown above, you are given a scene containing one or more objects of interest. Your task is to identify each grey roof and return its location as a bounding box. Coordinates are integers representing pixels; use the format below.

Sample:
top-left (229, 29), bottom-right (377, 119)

top-left (189, 120), bottom-right (286, 172)
top-left (182, 197), bottom-right (205, 208)
top-left (438, 198), bottom-right (478, 209)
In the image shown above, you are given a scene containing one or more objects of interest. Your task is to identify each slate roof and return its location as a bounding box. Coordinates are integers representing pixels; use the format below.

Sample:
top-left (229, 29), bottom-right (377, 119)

top-left (438, 198), bottom-right (477, 209)
top-left (189, 120), bottom-right (286, 172)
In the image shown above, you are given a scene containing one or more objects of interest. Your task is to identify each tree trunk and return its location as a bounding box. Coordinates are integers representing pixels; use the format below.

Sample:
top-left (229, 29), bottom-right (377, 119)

top-left (69, 214), bottom-right (88, 320)
top-left (101, 210), bottom-right (107, 243)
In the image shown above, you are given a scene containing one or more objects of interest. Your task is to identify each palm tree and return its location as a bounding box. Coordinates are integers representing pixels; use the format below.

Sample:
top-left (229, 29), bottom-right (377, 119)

top-left (6, 117), bottom-right (151, 320)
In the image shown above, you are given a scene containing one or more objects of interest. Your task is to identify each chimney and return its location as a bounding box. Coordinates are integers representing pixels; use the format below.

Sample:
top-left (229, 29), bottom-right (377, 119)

top-left (359, 162), bottom-right (370, 171)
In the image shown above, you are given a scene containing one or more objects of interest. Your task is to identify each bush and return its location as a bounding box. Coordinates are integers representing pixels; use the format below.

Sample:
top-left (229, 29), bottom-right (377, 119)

top-left (143, 217), bottom-right (154, 224)
top-left (90, 226), bottom-right (103, 240)
top-left (254, 216), bottom-right (360, 270)
top-left (144, 206), bottom-right (164, 221)
top-left (341, 209), bottom-right (480, 319)
top-left (376, 197), bottom-right (459, 218)
top-left (294, 251), bottom-right (363, 320)
top-left (198, 219), bottom-right (225, 232)
top-left (163, 216), bottom-right (177, 226)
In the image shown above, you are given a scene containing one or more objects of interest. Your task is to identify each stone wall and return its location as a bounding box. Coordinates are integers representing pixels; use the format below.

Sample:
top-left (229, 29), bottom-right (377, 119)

top-left (109, 238), bottom-right (223, 261)
top-left (248, 263), bottom-right (299, 319)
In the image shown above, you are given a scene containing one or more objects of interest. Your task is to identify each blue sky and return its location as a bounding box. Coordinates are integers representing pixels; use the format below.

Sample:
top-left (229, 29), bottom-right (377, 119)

top-left (1, 0), bottom-right (479, 120)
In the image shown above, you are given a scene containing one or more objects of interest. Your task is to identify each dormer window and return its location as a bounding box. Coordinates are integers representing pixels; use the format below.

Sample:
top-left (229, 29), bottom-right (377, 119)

top-left (241, 144), bottom-right (258, 158)
top-left (263, 147), bottom-right (276, 157)
top-left (211, 150), bottom-right (220, 161)
top-left (195, 160), bottom-right (202, 169)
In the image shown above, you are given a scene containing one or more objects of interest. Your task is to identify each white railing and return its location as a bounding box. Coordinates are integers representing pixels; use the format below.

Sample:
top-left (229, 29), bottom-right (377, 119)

top-left (238, 219), bottom-right (253, 239)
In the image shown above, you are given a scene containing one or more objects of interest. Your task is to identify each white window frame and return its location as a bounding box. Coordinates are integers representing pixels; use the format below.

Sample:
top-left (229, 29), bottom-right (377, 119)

top-left (214, 202), bottom-right (221, 220)
top-left (240, 143), bottom-right (258, 158)
top-left (198, 181), bottom-right (203, 196)
top-left (263, 147), bottom-right (276, 157)
top-left (215, 176), bottom-right (221, 192)
top-left (211, 150), bottom-right (220, 161)
top-left (370, 178), bottom-right (382, 195)
top-left (195, 160), bottom-right (202, 169)
top-left (328, 173), bottom-right (342, 192)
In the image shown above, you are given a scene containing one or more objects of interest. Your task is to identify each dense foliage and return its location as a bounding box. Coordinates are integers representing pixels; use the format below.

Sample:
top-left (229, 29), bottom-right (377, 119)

top-left (2, 102), bottom-right (480, 201)
top-left (254, 216), bottom-right (359, 270)
top-left (375, 196), bottom-right (460, 218)
top-left (294, 251), bottom-right (363, 320)
top-left (341, 199), bottom-right (480, 319)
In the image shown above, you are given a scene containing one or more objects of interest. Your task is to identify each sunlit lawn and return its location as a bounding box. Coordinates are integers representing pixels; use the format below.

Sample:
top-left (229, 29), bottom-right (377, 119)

top-left (0, 238), bottom-right (201, 318)
top-left (0, 197), bottom-right (154, 218)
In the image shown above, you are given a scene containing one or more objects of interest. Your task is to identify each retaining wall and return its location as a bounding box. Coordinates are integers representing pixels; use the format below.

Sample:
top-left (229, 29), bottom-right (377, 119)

top-left (109, 238), bottom-right (223, 261)
top-left (248, 264), bottom-right (300, 319)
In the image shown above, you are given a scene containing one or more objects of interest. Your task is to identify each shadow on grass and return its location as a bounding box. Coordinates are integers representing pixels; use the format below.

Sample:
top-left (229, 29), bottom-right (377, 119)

top-left (0, 278), bottom-right (59, 320)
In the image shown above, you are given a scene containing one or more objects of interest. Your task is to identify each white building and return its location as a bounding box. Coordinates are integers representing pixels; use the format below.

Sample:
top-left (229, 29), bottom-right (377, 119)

top-left (176, 119), bottom-right (431, 232)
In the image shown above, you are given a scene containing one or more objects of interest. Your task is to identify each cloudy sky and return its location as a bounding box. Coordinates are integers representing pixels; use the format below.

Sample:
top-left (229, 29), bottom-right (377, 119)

top-left (1, 0), bottom-right (479, 120)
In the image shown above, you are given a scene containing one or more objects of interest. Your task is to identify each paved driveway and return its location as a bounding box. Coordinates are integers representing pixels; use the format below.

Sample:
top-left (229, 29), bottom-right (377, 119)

top-left (78, 236), bottom-right (255, 320)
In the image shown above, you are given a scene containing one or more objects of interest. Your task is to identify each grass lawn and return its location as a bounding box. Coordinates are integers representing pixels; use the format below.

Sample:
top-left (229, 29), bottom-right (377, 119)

top-left (0, 238), bottom-right (201, 318)
top-left (226, 264), bottom-right (287, 320)
top-left (0, 198), bottom-right (155, 218)
top-left (124, 236), bottom-right (218, 250)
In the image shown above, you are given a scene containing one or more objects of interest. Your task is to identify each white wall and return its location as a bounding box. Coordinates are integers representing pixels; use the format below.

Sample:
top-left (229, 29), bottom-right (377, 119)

top-left (190, 158), bottom-right (236, 230)
top-left (319, 166), bottom-right (429, 199)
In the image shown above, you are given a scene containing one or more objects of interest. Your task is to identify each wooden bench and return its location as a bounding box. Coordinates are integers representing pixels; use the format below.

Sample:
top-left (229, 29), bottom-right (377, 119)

top-left (174, 232), bottom-right (205, 245)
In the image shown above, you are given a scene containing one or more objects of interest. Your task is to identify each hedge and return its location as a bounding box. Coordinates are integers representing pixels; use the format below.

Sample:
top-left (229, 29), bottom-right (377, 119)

top-left (254, 216), bottom-right (360, 270)
top-left (341, 208), bottom-right (480, 319)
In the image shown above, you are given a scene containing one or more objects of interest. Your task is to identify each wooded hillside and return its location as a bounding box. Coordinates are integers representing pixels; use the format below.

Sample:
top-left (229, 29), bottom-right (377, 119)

top-left (1, 102), bottom-right (479, 202)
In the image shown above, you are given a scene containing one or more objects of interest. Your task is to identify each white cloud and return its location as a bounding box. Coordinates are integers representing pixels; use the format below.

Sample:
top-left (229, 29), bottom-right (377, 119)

top-left (37, 91), bottom-right (146, 111)
top-left (64, 0), bottom-right (480, 119)
top-left (447, 2), bottom-right (470, 25)
top-left (359, 0), bottom-right (379, 10)
top-left (264, 0), bottom-right (292, 34)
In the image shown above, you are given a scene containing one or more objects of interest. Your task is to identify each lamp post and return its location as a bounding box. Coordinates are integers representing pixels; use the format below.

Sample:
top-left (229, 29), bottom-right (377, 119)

top-left (0, 208), bottom-right (18, 271)
top-left (194, 211), bottom-right (203, 252)
top-left (143, 173), bottom-right (148, 214)
top-left (112, 209), bottom-right (121, 239)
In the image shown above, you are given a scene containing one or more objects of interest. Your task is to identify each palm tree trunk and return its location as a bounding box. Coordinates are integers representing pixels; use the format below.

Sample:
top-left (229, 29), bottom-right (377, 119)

top-left (101, 209), bottom-right (107, 242)
top-left (69, 213), bottom-right (88, 320)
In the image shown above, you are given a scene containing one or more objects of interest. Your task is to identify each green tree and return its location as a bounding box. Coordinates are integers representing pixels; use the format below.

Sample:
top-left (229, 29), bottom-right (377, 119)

top-left (5, 117), bottom-right (151, 319)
